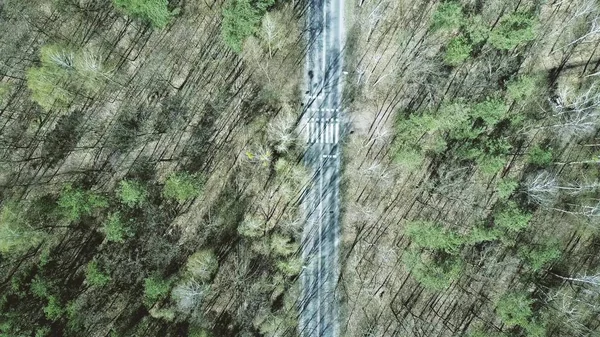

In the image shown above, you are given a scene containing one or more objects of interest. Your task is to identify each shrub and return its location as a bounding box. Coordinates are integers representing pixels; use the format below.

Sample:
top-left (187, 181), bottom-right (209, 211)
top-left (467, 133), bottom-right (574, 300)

top-left (27, 45), bottom-right (74, 110)
top-left (30, 276), bottom-right (50, 299)
top-left (0, 83), bottom-right (11, 105)
top-left (524, 320), bottom-right (546, 337)
top-left (238, 216), bottom-right (266, 238)
top-left (467, 226), bottom-right (500, 244)
top-left (189, 327), bottom-right (211, 337)
top-left (276, 257), bottom-right (302, 276)
top-left (496, 292), bottom-right (533, 328)
top-left (102, 212), bottom-right (133, 243)
top-left (186, 250), bottom-right (218, 282)
top-left (222, 0), bottom-right (275, 52)
top-left (35, 327), bottom-right (51, 337)
top-left (112, 0), bottom-right (174, 28)
top-left (519, 241), bottom-right (561, 271)
top-left (403, 250), bottom-right (463, 290)
top-left (471, 98), bottom-right (508, 127)
top-left (467, 327), bottom-right (509, 337)
top-left (117, 179), bottom-right (148, 208)
top-left (149, 307), bottom-right (175, 321)
top-left (405, 220), bottom-right (463, 253)
top-left (85, 261), bottom-right (111, 286)
top-left (431, 2), bottom-right (464, 31)
top-left (494, 201), bottom-right (532, 233)
top-left (527, 145), bottom-right (553, 166)
top-left (163, 172), bottom-right (202, 203)
top-left (144, 276), bottom-right (171, 305)
top-left (27, 67), bottom-right (72, 111)
top-left (489, 12), bottom-right (536, 50)
top-left (477, 154), bottom-right (507, 177)
top-left (465, 15), bottom-right (489, 44)
top-left (0, 202), bottom-right (41, 253)
top-left (444, 37), bottom-right (472, 66)
top-left (507, 75), bottom-right (537, 101)
top-left (58, 185), bottom-right (108, 222)
top-left (394, 147), bottom-right (425, 172)
top-left (271, 234), bottom-right (298, 257)
top-left (496, 178), bottom-right (519, 200)
top-left (44, 296), bottom-right (64, 321)
top-left (27, 45), bottom-right (107, 111)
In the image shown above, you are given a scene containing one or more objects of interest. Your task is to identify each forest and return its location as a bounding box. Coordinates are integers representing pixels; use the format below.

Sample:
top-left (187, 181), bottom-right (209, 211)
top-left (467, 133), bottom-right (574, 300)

top-left (1, 0), bottom-right (600, 336)
top-left (341, 0), bottom-right (600, 336)
top-left (0, 0), bottom-right (306, 336)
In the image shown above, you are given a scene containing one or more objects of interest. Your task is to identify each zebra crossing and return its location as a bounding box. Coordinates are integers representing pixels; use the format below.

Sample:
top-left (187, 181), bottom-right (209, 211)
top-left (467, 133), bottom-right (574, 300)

top-left (307, 118), bottom-right (339, 144)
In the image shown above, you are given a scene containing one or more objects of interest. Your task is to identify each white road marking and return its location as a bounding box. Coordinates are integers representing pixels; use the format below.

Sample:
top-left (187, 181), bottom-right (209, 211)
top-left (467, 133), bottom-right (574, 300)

top-left (302, 0), bottom-right (344, 334)
top-left (330, 122), bottom-right (335, 143)
top-left (334, 121), bottom-right (339, 144)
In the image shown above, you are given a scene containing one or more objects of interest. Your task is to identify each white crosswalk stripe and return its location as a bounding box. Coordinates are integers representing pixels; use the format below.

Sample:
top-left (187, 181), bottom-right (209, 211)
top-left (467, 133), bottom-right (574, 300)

top-left (307, 117), bottom-right (340, 144)
top-left (330, 121), bottom-right (334, 143)
top-left (334, 121), bottom-right (338, 144)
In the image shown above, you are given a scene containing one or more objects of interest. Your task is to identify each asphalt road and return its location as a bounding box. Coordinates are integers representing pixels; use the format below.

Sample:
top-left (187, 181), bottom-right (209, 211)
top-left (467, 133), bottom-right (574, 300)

top-left (299, 0), bottom-right (345, 335)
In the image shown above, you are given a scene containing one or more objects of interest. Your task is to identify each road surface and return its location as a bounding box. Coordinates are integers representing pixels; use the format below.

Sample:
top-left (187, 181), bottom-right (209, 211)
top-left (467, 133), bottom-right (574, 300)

top-left (299, 0), bottom-right (345, 335)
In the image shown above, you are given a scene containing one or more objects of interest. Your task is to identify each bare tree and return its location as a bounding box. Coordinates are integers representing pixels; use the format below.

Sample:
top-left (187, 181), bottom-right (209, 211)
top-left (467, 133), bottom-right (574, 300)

top-left (548, 84), bottom-right (600, 141)
top-left (172, 278), bottom-right (208, 313)
top-left (525, 171), bottom-right (559, 206)
top-left (525, 171), bottom-right (600, 206)
top-left (268, 111), bottom-right (296, 154)
top-left (543, 286), bottom-right (598, 337)
top-left (561, 11), bottom-right (600, 51)
top-left (553, 272), bottom-right (600, 287)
